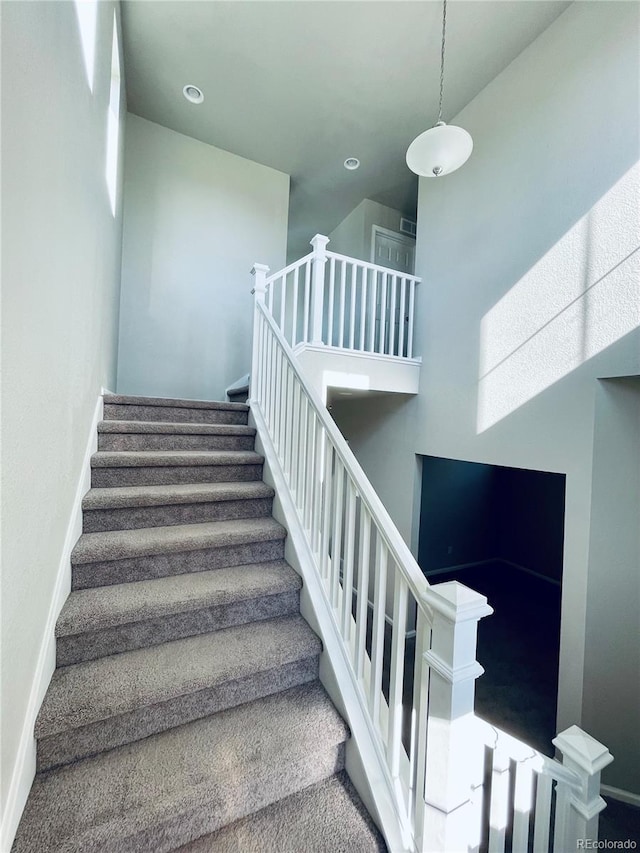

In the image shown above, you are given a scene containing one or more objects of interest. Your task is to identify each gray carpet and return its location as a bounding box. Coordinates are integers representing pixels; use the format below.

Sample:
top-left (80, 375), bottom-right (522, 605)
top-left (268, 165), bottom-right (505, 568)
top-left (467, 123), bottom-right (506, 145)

top-left (12, 393), bottom-right (386, 853)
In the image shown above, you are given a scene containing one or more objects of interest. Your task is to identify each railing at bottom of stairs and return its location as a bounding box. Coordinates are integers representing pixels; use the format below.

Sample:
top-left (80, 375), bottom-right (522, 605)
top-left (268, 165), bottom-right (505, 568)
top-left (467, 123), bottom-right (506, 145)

top-left (248, 262), bottom-right (613, 853)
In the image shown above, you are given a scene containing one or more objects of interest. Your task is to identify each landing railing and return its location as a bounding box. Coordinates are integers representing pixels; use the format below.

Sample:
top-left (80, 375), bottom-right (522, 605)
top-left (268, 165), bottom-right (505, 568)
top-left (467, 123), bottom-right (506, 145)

top-left (249, 254), bottom-right (612, 852)
top-left (263, 235), bottom-right (420, 358)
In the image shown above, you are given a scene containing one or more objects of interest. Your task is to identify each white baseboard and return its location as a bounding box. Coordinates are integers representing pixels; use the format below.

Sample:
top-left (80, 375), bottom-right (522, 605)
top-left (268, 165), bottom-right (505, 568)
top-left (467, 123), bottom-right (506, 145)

top-left (601, 784), bottom-right (640, 808)
top-left (0, 392), bottom-right (103, 853)
top-left (424, 557), bottom-right (561, 587)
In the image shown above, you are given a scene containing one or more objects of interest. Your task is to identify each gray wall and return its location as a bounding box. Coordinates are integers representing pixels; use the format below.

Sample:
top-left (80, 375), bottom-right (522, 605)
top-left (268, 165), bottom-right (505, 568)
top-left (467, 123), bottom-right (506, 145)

top-left (117, 115), bottom-right (290, 401)
top-left (583, 378), bottom-right (640, 793)
top-left (328, 199), bottom-right (406, 262)
top-left (1, 0), bottom-right (125, 826)
top-left (330, 1), bottom-right (639, 791)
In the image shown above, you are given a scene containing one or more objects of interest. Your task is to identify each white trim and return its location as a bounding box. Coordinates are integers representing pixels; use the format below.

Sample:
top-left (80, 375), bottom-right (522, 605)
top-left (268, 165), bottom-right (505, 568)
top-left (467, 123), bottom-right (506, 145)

top-left (0, 391), bottom-right (103, 853)
top-left (499, 559), bottom-right (562, 587)
top-left (424, 557), bottom-right (562, 587)
top-left (600, 784), bottom-right (640, 808)
top-left (293, 341), bottom-right (422, 367)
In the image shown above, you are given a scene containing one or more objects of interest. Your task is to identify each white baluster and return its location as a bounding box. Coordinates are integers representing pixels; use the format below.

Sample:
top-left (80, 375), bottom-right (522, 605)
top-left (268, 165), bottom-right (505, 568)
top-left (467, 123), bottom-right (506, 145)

top-left (389, 275), bottom-right (397, 355)
top-left (368, 269), bottom-right (376, 352)
top-left (354, 510), bottom-right (371, 680)
top-left (341, 483), bottom-right (357, 638)
top-left (303, 260), bottom-right (311, 343)
top-left (304, 401), bottom-right (315, 530)
top-left (398, 277), bottom-right (407, 358)
top-left (328, 256), bottom-right (336, 347)
top-left (310, 234), bottom-right (329, 345)
top-left (339, 260), bottom-right (347, 348)
top-left (553, 726), bottom-right (613, 852)
top-left (279, 274), bottom-right (287, 332)
top-left (387, 572), bottom-right (408, 777)
top-left (407, 279), bottom-right (416, 358)
top-left (349, 263), bottom-right (357, 349)
top-left (419, 581), bottom-right (493, 853)
top-left (330, 463), bottom-right (344, 609)
top-left (533, 772), bottom-right (552, 852)
top-left (320, 441), bottom-right (334, 580)
top-left (488, 742), bottom-right (510, 853)
top-left (359, 266), bottom-right (367, 351)
top-left (292, 266), bottom-right (300, 347)
top-left (249, 263), bottom-right (270, 406)
top-left (512, 758), bottom-right (535, 851)
top-left (369, 537), bottom-right (388, 727)
top-left (380, 272), bottom-right (388, 354)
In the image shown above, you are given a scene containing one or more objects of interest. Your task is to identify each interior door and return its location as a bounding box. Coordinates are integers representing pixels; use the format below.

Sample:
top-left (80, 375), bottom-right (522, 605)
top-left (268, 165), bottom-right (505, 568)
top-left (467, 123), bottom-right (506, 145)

top-left (371, 227), bottom-right (416, 354)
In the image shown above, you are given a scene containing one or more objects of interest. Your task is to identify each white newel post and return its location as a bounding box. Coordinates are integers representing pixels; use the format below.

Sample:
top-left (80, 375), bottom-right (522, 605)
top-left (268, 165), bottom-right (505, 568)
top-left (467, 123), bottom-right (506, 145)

top-left (249, 263), bottom-right (270, 406)
top-left (553, 726), bottom-right (613, 849)
top-left (310, 234), bottom-right (329, 345)
top-left (419, 581), bottom-right (493, 853)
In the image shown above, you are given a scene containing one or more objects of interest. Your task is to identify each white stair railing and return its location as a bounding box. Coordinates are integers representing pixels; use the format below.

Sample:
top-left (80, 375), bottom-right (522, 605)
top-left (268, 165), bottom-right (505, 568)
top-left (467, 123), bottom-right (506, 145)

top-left (249, 259), bottom-right (612, 853)
top-left (265, 235), bottom-right (421, 358)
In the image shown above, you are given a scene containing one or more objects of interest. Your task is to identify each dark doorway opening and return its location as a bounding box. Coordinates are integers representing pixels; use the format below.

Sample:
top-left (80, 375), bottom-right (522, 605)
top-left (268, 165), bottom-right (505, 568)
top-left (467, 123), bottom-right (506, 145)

top-left (417, 455), bottom-right (566, 755)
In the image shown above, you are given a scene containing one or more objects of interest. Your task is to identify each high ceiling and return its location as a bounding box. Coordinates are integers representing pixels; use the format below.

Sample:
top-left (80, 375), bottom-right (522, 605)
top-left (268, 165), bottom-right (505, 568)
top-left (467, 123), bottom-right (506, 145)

top-left (121, 0), bottom-right (571, 258)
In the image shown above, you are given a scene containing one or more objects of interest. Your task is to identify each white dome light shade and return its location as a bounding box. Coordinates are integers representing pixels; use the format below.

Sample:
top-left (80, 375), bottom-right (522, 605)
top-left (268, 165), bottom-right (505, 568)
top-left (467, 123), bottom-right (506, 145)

top-left (406, 122), bottom-right (473, 177)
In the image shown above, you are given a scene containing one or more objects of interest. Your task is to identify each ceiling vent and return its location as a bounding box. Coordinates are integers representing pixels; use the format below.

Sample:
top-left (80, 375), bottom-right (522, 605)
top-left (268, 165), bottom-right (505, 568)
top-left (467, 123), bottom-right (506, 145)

top-left (400, 217), bottom-right (417, 238)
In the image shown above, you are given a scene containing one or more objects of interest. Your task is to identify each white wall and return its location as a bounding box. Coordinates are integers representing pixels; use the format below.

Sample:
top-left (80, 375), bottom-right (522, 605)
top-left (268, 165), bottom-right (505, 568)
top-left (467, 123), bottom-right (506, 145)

top-left (328, 199), bottom-right (405, 262)
top-left (117, 115), bottom-right (289, 401)
top-left (584, 379), bottom-right (640, 795)
top-left (1, 0), bottom-right (126, 839)
top-left (337, 1), bottom-right (639, 790)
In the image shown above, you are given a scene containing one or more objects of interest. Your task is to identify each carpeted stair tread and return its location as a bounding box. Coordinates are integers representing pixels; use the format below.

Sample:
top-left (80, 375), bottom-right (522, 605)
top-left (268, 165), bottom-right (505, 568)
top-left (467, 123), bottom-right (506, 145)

top-left (98, 420), bottom-right (255, 435)
top-left (91, 450), bottom-right (263, 468)
top-left (57, 561), bottom-right (299, 636)
top-left (83, 481), bottom-right (274, 511)
top-left (37, 615), bottom-right (321, 738)
top-left (173, 771), bottom-right (387, 853)
top-left (104, 394), bottom-right (249, 411)
top-left (71, 517), bottom-right (286, 565)
top-left (14, 682), bottom-right (348, 853)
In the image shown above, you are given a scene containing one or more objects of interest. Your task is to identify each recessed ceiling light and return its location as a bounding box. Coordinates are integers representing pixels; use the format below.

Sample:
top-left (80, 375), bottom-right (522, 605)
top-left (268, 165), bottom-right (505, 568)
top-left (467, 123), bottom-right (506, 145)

top-left (183, 84), bottom-right (204, 104)
top-left (344, 158), bottom-right (360, 170)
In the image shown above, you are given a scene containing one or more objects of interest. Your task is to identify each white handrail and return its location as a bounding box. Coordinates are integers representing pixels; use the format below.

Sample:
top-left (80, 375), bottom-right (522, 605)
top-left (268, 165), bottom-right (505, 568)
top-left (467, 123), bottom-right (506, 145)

top-left (255, 299), bottom-right (429, 608)
top-left (326, 249), bottom-right (422, 282)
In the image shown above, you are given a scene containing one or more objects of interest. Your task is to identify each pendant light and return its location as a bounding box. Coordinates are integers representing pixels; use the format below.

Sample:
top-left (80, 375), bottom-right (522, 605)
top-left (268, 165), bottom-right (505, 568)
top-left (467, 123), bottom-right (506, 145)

top-left (406, 0), bottom-right (473, 178)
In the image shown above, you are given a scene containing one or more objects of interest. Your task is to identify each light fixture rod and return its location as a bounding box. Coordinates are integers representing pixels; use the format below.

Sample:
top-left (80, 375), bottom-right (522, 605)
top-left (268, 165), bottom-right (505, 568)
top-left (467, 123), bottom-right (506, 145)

top-left (437, 0), bottom-right (447, 124)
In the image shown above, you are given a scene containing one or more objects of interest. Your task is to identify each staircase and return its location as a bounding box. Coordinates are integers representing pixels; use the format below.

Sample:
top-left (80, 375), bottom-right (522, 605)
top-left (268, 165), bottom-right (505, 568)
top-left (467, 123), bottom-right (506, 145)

top-left (12, 394), bottom-right (386, 853)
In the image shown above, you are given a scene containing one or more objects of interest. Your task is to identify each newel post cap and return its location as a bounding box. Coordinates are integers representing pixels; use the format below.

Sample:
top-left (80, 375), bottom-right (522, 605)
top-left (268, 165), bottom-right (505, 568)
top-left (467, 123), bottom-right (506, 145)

top-left (423, 581), bottom-right (494, 624)
top-left (250, 263), bottom-right (270, 299)
top-left (553, 725), bottom-right (614, 776)
top-left (310, 234), bottom-right (330, 257)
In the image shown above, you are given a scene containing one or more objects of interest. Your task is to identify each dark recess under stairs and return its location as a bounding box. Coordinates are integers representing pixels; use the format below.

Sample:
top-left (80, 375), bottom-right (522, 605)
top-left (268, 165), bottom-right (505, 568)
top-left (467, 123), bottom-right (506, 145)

top-left (12, 394), bottom-right (386, 853)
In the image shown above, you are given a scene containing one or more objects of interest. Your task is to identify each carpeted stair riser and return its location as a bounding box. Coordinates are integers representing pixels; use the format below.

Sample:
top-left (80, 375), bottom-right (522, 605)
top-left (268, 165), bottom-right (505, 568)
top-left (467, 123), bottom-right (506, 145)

top-left (57, 589), bottom-right (301, 666)
top-left (37, 655), bottom-right (319, 771)
top-left (98, 433), bottom-right (256, 452)
top-left (72, 539), bottom-right (286, 589)
top-left (37, 616), bottom-right (322, 769)
top-left (173, 771), bottom-right (387, 853)
top-left (104, 403), bottom-right (248, 425)
top-left (91, 462), bottom-right (263, 488)
top-left (14, 682), bottom-right (349, 853)
top-left (83, 496), bottom-right (274, 533)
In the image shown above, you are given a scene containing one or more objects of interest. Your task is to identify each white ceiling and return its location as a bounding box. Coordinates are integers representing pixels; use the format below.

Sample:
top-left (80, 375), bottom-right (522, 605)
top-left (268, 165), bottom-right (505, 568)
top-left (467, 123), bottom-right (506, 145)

top-left (121, 0), bottom-right (571, 259)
